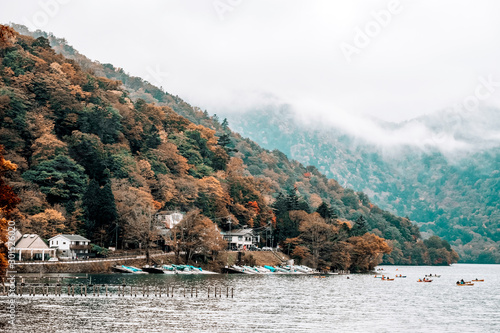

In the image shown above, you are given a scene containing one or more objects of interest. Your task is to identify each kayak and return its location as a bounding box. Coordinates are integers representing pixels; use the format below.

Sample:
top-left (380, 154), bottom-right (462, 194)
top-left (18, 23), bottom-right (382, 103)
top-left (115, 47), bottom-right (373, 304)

top-left (457, 282), bottom-right (474, 286)
top-left (472, 279), bottom-right (484, 282)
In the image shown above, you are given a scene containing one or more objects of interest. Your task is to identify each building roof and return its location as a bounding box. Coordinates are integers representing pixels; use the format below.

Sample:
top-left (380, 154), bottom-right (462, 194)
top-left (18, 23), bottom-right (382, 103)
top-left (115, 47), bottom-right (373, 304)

top-left (48, 234), bottom-right (90, 242)
top-left (14, 229), bottom-right (22, 243)
top-left (222, 228), bottom-right (254, 236)
top-left (15, 234), bottom-right (50, 249)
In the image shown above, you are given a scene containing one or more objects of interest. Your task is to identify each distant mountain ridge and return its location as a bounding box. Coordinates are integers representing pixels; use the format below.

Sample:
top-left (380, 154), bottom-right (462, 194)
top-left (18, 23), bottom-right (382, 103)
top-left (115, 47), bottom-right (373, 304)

top-left (219, 104), bottom-right (500, 263)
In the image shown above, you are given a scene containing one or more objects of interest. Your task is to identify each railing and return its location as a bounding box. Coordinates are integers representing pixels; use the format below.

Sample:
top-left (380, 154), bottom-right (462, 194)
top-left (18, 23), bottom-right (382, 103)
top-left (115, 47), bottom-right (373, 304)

top-left (69, 245), bottom-right (91, 250)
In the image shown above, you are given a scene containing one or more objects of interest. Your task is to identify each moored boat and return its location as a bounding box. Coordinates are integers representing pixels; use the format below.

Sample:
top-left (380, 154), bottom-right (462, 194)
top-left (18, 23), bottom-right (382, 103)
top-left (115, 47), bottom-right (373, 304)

top-left (142, 265), bottom-right (164, 274)
top-left (112, 265), bottom-right (148, 274)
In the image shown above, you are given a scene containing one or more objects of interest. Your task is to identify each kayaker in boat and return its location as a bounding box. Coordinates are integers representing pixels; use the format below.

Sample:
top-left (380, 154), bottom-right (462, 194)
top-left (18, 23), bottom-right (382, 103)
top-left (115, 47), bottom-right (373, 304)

top-left (460, 279), bottom-right (464, 284)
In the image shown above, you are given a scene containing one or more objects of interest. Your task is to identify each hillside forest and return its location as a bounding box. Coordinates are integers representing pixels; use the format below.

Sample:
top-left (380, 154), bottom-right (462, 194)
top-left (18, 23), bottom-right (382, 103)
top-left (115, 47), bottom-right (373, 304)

top-left (0, 25), bottom-right (458, 273)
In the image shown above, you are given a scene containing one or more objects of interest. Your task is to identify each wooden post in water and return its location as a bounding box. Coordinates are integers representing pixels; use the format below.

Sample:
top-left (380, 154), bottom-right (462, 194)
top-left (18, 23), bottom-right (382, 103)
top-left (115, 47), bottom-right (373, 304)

top-left (226, 287), bottom-right (229, 298)
top-left (207, 287), bottom-right (210, 298)
top-left (231, 288), bottom-right (234, 298)
top-left (147, 286), bottom-right (149, 297)
top-left (191, 287), bottom-right (193, 298)
top-left (84, 285), bottom-right (87, 297)
top-left (171, 286), bottom-right (174, 297)
top-left (159, 286), bottom-right (161, 297)
top-left (196, 287), bottom-right (198, 298)
top-left (183, 288), bottom-right (186, 297)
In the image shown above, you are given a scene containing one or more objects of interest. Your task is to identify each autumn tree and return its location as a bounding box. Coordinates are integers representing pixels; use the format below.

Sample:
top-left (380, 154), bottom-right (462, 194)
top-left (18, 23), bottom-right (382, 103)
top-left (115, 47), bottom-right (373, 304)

top-left (0, 25), bottom-right (16, 48)
top-left (0, 145), bottom-right (20, 277)
top-left (112, 179), bottom-right (159, 253)
top-left (168, 209), bottom-right (226, 263)
top-left (297, 212), bottom-right (337, 268)
top-left (26, 208), bottom-right (65, 238)
top-left (346, 233), bottom-right (392, 272)
top-left (195, 176), bottom-right (231, 220)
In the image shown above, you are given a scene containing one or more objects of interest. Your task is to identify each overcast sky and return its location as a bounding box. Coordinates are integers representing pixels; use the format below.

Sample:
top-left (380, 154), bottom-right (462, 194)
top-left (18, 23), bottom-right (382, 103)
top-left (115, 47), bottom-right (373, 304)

top-left (2, 0), bottom-right (500, 128)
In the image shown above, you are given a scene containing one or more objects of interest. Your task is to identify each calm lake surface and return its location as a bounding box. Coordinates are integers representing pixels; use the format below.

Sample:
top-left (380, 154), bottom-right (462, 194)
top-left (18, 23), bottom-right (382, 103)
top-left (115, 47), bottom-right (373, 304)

top-left (1, 264), bottom-right (499, 332)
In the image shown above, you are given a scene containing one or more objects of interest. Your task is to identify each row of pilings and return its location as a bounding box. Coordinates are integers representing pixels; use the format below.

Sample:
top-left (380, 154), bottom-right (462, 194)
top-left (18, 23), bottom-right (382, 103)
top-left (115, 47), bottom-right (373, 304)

top-left (1, 283), bottom-right (234, 298)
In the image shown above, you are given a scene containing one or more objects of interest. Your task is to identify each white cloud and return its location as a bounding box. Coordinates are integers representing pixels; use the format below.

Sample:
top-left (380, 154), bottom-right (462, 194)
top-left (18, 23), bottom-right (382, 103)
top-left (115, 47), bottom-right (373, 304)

top-left (2, 0), bottom-right (500, 146)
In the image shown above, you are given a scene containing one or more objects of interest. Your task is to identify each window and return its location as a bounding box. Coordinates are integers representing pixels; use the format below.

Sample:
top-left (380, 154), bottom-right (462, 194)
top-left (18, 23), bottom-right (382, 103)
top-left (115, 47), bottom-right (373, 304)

top-left (238, 236), bottom-right (243, 240)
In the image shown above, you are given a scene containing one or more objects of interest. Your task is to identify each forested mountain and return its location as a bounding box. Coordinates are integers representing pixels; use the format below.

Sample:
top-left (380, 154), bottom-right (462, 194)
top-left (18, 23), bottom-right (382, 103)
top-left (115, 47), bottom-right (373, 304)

top-left (0, 25), bottom-right (458, 271)
top-left (217, 105), bottom-right (500, 264)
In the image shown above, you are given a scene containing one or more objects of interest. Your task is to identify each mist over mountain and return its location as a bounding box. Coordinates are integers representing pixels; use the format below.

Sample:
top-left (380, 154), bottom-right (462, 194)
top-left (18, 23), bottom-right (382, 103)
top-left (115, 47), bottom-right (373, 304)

top-left (219, 104), bottom-right (500, 263)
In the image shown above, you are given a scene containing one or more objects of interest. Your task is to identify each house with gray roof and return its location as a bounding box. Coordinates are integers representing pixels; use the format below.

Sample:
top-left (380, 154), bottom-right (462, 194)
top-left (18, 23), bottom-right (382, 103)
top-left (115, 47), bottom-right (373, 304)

top-left (48, 234), bottom-right (91, 259)
top-left (221, 228), bottom-right (259, 250)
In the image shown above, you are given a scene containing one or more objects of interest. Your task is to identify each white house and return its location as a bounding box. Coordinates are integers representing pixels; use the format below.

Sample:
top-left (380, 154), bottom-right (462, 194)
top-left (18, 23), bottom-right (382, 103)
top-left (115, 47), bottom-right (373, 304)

top-left (156, 211), bottom-right (184, 229)
top-left (221, 228), bottom-right (259, 250)
top-left (48, 234), bottom-right (91, 259)
top-left (15, 234), bottom-right (56, 261)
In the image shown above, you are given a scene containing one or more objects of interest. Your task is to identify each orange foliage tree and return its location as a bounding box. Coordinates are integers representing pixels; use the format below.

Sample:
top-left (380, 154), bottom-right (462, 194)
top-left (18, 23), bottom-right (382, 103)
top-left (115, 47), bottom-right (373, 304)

top-left (168, 209), bottom-right (226, 263)
top-left (0, 146), bottom-right (20, 277)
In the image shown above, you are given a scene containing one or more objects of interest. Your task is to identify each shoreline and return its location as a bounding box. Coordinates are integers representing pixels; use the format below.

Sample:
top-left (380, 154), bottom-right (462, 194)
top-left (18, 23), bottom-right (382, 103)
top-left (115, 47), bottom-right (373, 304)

top-left (13, 251), bottom-right (290, 274)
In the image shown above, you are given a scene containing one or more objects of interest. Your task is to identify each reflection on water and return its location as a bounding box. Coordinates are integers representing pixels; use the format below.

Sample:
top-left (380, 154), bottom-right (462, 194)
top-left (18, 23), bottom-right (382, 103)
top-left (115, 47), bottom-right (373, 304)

top-left (2, 264), bottom-right (500, 332)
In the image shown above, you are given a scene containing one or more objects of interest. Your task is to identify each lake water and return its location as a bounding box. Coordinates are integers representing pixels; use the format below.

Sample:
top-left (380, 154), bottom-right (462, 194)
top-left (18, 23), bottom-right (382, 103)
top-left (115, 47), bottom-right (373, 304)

top-left (1, 264), bottom-right (499, 332)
